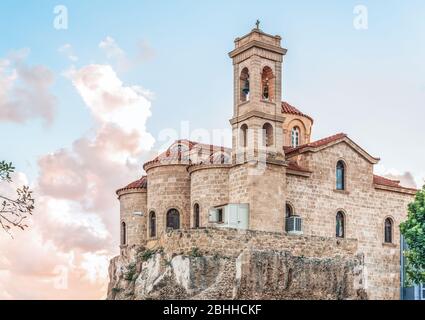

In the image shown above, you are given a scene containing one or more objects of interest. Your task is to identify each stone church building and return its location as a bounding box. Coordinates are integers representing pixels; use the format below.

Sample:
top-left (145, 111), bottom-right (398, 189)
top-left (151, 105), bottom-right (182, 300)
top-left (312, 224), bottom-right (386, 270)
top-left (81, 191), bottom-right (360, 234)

top-left (115, 26), bottom-right (416, 299)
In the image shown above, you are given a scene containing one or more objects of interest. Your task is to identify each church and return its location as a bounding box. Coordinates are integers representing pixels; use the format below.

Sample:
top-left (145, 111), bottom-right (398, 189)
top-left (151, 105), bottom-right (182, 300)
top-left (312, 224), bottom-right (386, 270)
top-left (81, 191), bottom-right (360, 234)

top-left (115, 25), bottom-right (416, 299)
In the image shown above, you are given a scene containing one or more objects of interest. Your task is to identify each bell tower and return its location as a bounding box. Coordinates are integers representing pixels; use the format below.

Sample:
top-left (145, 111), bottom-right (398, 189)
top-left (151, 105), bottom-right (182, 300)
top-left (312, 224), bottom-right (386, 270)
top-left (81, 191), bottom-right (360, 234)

top-left (227, 23), bottom-right (287, 233)
top-left (229, 22), bottom-right (287, 164)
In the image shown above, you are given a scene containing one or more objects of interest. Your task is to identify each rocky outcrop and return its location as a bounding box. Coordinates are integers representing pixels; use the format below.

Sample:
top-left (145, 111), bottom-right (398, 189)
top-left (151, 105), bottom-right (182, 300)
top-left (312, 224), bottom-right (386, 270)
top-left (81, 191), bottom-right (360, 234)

top-left (107, 232), bottom-right (367, 300)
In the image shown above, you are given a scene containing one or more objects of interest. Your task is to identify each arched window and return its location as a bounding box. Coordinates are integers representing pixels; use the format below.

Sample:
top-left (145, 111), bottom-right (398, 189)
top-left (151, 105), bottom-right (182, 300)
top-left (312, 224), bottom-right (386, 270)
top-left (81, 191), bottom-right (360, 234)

top-left (384, 218), bottom-right (393, 243)
top-left (336, 161), bottom-right (346, 190)
top-left (240, 67), bottom-right (250, 102)
top-left (336, 211), bottom-right (345, 238)
top-left (149, 211), bottom-right (156, 238)
top-left (285, 203), bottom-right (294, 232)
top-left (262, 123), bottom-right (274, 147)
top-left (261, 66), bottom-right (274, 101)
top-left (285, 203), bottom-right (294, 218)
top-left (212, 151), bottom-right (230, 164)
top-left (240, 124), bottom-right (248, 148)
top-left (193, 203), bottom-right (200, 228)
top-left (166, 209), bottom-right (180, 230)
top-left (121, 221), bottom-right (127, 245)
top-left (291, 127), bottom-right (300, 147)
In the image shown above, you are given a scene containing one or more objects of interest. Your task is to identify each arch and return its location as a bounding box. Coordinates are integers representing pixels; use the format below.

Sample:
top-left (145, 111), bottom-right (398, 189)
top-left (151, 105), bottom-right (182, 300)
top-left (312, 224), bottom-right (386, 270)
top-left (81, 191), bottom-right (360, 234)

top-left (166, 208), bottom-right (180, 230)
top-left (336, 160), bottom-right (346, 191)
top-left (193, 203), bottom-right (200, 228)
top-left (170, 142), bottom-right (189, 153)
top-left (240, 124), bottom-right (248, 148)
top-left (384, 217), bottom-right (394, 243)
top-left (240, 67), bottom-right (250, 102)
top-left (285, 202), bottom-right (294, 218)
top-left (121, 221), bottom-right (127, 245)
top-left (211, 151), bottom-right (230, 164)
top-left (336, 211), bottom-right (345, 238)
top-left (261, 66), bottom-right (274, 101)
top-left (262, 123), bottom-right (274, 147)
top-left (286, 118), bottom-right (309, 146)
top-left (149, 211), bottom-right (156, 238)
top-left (285, 202), bottom-right (295, 232)
top-left (291, 126), bottom-right (300, 147)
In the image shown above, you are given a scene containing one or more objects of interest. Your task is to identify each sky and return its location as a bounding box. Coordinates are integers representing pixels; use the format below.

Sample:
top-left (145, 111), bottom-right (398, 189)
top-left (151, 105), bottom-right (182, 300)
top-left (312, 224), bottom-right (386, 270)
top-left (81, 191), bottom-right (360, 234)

top-left (0, 0), bottom-right (424, 299)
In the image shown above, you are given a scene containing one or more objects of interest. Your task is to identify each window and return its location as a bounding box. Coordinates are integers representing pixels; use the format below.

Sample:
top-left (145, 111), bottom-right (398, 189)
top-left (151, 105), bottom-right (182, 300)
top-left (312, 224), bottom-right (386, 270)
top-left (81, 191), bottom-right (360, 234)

top-left (336, 161), bottom-right (346, 191)
top-left (240, 67), bottom-right (250, 102)
top-left (261, 66), bottom-right (274, 101)
top-left (285, 203), bottom-right (293, 218)
top-left (121, 221), bottom-right (127, 245)
top-left (336, 211), bottom-right (345, 238)
top-left (149, 211), bottom-right (156, 238)
top-left (217, 208), bottom-right (224, 223)
top-left (193, 204), bottom-right (200, 228)
top-left (212, 151), bottom-right (230, 164)
top-left (291, 127), bottom-right (300, 148)
top-left (262, 123), bottom-right (274, 147)
top-left (166, 209), bottom-right (180, 230)
top-left (384, 218), bottom-right (393, 243)
top-left (240, 124), bottom-right (248, 148)
top-left (285, 203), bottom-right (294, 232)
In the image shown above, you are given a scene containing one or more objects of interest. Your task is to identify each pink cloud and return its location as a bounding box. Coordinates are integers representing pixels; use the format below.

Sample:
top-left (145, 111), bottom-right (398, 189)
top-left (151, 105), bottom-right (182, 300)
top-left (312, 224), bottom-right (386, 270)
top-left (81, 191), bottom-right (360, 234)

top-left (0, 50), bottom-right (57, 126)
top-left (0, 62), bottom-right (154, 299)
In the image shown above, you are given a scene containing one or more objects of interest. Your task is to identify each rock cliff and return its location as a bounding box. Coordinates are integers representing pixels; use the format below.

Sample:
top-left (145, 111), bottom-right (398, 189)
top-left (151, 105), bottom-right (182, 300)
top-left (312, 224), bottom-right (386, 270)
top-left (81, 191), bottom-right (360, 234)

top-left (107, 229), bottom-right (367, 300)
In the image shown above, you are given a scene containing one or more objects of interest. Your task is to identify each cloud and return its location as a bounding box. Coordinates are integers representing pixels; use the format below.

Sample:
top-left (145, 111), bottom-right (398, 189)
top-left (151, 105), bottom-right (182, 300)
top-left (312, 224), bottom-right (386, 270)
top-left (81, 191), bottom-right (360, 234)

top-left (58, 44), bottom-right (78, 62)
top-left (0, 49), bottom-right (57, 126)
top-left (135, 39), bottom-right (156, 63)
top-left (99, 36), bottom-right (155, 72)
top-left (99, 37), bottom-right (130, 71)
top-left (0, 62), bottom-right (155, 299)
top-left (374, 165), bottom-right (419, 189)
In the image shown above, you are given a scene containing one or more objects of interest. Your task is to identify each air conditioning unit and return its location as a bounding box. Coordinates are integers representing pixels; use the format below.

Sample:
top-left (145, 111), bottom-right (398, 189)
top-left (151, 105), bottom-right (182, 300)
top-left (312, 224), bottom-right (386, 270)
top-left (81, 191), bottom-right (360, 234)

top-left (286, 215), bottom-right (303, 235)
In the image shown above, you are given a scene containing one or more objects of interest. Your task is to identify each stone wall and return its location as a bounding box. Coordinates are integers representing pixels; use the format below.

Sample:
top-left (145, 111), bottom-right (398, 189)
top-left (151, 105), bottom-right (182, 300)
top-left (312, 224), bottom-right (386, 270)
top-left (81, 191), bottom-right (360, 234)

top-left (146, 164), bottom-right (191, 238)
top-left (286, 141), bottom-right (414, 299)
top-left (229, 162), bottom-right (286, 232)
top-left (158, 228), bottom-right (358, 259)
top-left (118, 189), bottom-right (147, 247)
top-left (108, 228), bottom-right (366, 300)
top-left (189, 165), bottom-right (230, 227)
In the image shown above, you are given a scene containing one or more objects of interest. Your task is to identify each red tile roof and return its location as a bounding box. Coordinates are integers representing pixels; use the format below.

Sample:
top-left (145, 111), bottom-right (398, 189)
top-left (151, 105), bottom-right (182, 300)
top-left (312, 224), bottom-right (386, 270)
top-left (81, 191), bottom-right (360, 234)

top-left (116, 176), bottom-right (147, 194)
top-left (281, 101), bottom-right (314, 123)
top-left (373, 175), bottom-right (402, 188)
top-left (373, 175), bottom-right (418, 192)
top-left (144, 139), bottom-right (232, 167)
top-left (285, 133), bottom-right (347, 155)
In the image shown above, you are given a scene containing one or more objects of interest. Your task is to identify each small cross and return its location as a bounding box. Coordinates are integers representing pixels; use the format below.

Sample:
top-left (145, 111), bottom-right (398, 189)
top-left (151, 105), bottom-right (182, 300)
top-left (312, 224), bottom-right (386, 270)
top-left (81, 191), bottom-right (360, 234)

top-left (255, 19), bottom-right (260, 29)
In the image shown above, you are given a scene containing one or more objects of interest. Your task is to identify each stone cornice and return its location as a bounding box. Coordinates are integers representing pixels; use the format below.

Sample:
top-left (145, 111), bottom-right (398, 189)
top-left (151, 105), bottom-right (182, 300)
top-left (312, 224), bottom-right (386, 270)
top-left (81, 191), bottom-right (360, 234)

top-left (230, 110), bottom-right (285, 125)
top-left (117, 188), bottom-right (147, 199)
top-left (286, 169), bottom-right (312, 178)
top-left (373, 184), bottom-right (417, 195)
top-left (229, 40), bottom-right (287, 60)
top-left (187, 164), bottom-right (232, 174)
top-left (143, 161), bottom-right (189, 172)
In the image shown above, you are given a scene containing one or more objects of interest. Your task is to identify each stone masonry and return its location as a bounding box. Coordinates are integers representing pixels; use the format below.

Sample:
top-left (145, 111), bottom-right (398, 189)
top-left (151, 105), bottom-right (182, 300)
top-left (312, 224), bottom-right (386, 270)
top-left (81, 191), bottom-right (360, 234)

top-left (111, 26), bottom-right (417, 300)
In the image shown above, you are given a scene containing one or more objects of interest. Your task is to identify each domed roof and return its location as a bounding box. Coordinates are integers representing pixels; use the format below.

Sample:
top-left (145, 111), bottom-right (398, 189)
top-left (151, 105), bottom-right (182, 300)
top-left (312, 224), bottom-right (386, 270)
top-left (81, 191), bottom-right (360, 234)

top-left (281, 101), bottom-right (314, 123)
top-left (116, 176), bottom-right (147, 194)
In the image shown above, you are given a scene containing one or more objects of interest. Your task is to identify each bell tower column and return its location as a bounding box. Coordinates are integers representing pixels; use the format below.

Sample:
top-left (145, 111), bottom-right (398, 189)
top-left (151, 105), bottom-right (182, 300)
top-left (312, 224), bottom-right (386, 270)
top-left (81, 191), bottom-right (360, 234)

top-left (229, 24), bottom-right (287, 165)
top-left (228, 24), bottom-right (288, 233)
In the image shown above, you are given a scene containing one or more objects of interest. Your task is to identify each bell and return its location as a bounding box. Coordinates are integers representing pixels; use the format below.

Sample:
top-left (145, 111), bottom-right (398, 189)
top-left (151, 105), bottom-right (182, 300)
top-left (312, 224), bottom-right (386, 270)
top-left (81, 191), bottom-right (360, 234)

top-left (242, 79), bottom-right (250, 95)
top-left (263, 83), bottom-right (269, 100)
